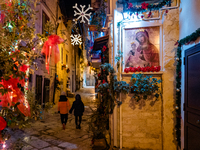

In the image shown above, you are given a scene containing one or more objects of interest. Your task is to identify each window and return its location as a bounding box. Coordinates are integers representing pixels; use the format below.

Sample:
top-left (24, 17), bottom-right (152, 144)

top-left (42, 11), bottom-right (50, 34)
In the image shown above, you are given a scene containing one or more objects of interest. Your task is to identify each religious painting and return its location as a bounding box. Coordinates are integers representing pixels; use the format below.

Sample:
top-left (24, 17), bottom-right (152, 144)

top-left (124, 26), bottom-right (160, 68)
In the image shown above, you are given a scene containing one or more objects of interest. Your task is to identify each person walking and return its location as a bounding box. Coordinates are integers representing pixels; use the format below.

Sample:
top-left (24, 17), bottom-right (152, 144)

top-left (69, 94), bottom-right (84, 129)
top-left (58, 91), bottom-right (71, 130)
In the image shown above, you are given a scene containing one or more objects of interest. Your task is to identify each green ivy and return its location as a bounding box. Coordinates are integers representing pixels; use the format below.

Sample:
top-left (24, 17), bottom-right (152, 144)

top-left (130, 73), bottom-right (162, 102)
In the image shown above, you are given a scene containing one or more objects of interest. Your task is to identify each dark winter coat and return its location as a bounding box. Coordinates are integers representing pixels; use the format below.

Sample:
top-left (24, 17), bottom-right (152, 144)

top-left (69, 99), bottom-right (84, 116)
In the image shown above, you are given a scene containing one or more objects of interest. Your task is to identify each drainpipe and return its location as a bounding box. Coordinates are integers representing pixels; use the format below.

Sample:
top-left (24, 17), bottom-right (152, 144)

top-left (119, 22), bottom-right (122, 150)
top-left (113, 7), bottom-right (118, 150)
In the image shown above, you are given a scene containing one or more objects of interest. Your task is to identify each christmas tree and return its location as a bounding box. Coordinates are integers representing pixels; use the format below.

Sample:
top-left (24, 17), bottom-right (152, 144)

top-left (0, 0), bottom-right (45, 131)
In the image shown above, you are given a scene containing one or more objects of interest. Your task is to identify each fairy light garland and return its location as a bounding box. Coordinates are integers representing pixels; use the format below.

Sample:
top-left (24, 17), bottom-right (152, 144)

top-left (175, 27), bottom-right (200, 147)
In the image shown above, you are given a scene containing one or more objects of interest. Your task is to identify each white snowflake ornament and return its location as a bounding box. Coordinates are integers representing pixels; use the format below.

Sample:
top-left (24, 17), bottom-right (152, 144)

top-left (73, 3), bottom-right (93, 24)
top-left (70, 34), bottom-right (82, 46)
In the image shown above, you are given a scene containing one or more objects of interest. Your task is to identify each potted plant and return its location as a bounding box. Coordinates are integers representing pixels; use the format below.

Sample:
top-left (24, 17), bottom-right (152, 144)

top-left (89, 63), bottom-right (129, 149)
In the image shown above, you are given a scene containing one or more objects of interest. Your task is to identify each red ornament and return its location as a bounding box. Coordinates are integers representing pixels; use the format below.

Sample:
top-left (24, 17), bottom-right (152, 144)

top-left (128, 3), bottom-right (133, 9)
top-left (175, 40), bottom-right (179, 46)
top-left (141, 2), bottom-right (149, 10)
top-left (179, 71), bottom-right (181, 78)
top-left (102, 80), bottom-right (106, 84)
top-left (20, 64), bottom-right (29, 73)
top-left (137, 66), bottom-right (141, 72)
top-left (165, 10), bottom-right (168, 14)
top-left (0, 116), bottom-right (7, 131)
top-left (148, 12), bottom-right (152, 18)
top-left (0, 12), bottom-right (5, 25)
top-left (141, 15), bottom-right (144, 19)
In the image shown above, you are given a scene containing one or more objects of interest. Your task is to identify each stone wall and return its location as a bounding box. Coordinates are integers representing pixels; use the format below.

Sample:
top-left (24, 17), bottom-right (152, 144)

top-left (121, 75), bottom-right (162, 150)
top-left (120, 9), bottom-right (179, 150)
top-left (162, 9), bottom-right (179, 150)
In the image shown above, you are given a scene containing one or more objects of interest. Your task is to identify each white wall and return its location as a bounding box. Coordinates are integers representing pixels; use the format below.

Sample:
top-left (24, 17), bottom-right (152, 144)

top-left (179, 0), bottom-right (200, 149)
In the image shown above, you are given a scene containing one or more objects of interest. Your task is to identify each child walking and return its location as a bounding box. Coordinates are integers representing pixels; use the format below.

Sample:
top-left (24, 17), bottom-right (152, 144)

top-left (69, 94), bottom-right (84, 129)
top-left (58, 91), bottom-right (71, 130)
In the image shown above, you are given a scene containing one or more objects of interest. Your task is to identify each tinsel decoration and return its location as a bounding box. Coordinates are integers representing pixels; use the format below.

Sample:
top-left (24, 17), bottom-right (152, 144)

top-left (175, 27), bottom-right (200, 147)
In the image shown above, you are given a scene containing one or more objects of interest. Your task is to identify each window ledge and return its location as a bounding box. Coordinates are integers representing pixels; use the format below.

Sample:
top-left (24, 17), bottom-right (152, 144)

top-left (121, 71), bottom-right (164, 76)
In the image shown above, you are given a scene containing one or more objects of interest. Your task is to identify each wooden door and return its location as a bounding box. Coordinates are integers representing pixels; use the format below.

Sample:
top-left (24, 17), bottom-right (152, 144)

top-left (43, 78), bottom-right (50, 106)
top-left (185, 43), bottom-right (200, 150)
top-left (36, 75), bottom-right (42, 104)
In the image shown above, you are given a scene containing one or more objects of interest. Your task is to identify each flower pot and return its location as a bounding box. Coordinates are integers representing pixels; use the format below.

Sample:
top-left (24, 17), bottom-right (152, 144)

top-left (88, 25), bottom-right (98, 31)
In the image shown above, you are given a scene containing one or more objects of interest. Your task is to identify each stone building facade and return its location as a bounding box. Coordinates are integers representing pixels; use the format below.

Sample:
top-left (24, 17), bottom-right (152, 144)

top-left (106, 0), bottom-right (180, 149)
top-left (30, 0), bottom-right (74, 105)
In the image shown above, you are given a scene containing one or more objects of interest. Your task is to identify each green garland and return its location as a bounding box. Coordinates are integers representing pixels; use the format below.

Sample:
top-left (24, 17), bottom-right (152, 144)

top-left (117, 0), bottom-right (172, 14)
top-left (175, 27), bottom-right (200, 147)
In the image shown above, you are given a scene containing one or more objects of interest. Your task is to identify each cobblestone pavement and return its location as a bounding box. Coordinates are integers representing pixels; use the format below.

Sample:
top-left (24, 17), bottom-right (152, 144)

top-left (5, 87), bottom-right (97, 150)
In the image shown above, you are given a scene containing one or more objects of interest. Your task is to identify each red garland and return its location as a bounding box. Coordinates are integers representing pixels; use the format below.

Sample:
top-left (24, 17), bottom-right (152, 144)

top-left (124, 66), bottom-right (161, 73)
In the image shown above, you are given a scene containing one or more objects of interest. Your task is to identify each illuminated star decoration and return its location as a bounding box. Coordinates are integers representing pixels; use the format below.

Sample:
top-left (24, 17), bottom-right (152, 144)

top-left (72, 3), bottom-right (93, 24)
top-left (70, 34), bottom-right (82, 46)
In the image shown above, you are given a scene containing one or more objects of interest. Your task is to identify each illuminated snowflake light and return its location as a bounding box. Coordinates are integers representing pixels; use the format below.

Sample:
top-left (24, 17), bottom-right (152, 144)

top-left (70, 34), bottom-right (82, 46)
top-left (73, 3), bottom-right (92, 24)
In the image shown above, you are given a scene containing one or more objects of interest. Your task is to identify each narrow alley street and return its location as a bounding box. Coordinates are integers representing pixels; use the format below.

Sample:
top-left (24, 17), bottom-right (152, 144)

top-left (5, 88), bottom-right (97, 150)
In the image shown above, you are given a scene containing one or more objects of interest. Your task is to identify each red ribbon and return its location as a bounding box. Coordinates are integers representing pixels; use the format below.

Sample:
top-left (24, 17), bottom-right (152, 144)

top-left (0, 76), bottom-right (31, 117)
top-left (41, 35), bottom-right (64, 74)
top-left (0, 116), bottom-right (7, 131)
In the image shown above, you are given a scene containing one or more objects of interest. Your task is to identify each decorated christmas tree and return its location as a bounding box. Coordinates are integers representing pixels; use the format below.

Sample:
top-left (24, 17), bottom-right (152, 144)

top-left (0, 0), bottom-right (55, 143)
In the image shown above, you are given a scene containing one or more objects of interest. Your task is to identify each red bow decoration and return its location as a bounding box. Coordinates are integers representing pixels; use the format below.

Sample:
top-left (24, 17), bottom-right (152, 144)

top-left (17, 96), bottom-right (31, 117)
top-left (141, 2), bottom-right (149, 10)
top-left (41, 35), bottom-right (64, 74)
top-left (0, 116), bottom-right (7, 131)
top-left (20, 64), bottom-right (29, 73)
top-left (0, 76), bottom-right (31, 117)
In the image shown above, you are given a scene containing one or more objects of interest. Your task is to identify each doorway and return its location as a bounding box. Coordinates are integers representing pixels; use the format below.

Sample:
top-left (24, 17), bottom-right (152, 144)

top-left (36, 75), bottom-right (42, 104)
top-left (185, 43), bottom-right (200, 149)
top-left (43, 78), bottom-right (50, 106)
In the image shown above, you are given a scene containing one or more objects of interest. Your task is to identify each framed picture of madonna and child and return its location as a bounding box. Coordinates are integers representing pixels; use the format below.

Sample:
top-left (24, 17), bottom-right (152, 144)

top-left (123, 26), bottom-right (160, 68)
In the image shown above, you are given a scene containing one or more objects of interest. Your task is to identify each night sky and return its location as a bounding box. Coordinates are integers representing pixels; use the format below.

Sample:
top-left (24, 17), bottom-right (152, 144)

top-left (59, 0), bottom-right (92, 20)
